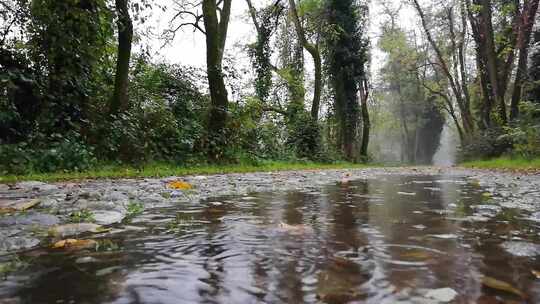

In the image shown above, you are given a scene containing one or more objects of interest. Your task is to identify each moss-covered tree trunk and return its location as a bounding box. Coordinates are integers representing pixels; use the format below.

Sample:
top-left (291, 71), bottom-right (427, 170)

top-left (287, 0), bottom-right (322, 121)
top-left (110, 0), bottom-right (133, 114)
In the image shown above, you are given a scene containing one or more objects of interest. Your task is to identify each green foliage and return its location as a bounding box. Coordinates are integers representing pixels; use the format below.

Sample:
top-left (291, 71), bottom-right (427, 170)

top-left (286, 112), bottom-right (322, 159)
top-left (0, 132), bottom-right (97, 175)
top-left (69, 209), bottom-right (96, 223)
top-left (459, 128), bottom-right (513, 161)
top-left (462, 156), bottom-right (540, 170)
top-left (298, 0), bottom-right (324, 17)
top-left (28, 0), bottom-right (113, 132)
top-left (247, 2), bottom-right (283, 102)
top-left (124, 201), bottom-right (144, 221)
top-left (323, 0), bottom-right (369, 160)
top-left (460, 103), bottom-right (540, 161)
top-left (0, 255), bottom-right (29, 279)
top-left (503, 102), bottom-right (540, 158)
top-left (375, 23), bottom-right (446, 164)
top-left (0, 143), bottom-right (32, 175)
top-left (1, 161), bottom-right (370, 183)
top-left (92, 102), bottom-right (194, 163)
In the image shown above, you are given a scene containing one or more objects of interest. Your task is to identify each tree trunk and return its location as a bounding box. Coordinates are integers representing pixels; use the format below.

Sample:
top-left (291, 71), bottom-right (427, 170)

top-left (413, 0), bottom-right (474, 134)
top-left (359, 79), bottom-right (370, 160)
top-left (481, 0), bottom-right (507, 124)
top-left (511, 0), bottom-right (540, 120)
top-left (110, 0), bottom-right (133, 114)
top-left (202, 0), bottom-right (232, 158)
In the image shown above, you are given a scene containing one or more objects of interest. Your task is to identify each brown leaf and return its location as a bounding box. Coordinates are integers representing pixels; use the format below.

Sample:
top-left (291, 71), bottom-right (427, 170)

top-left (481, 276), bottom-right (526, 298)
top-left (532, 270), bottom-right (540, 279)
top-left (317, 291), bottom-right (360, 304)
top-left (401, 250), bottom-right (431, 260)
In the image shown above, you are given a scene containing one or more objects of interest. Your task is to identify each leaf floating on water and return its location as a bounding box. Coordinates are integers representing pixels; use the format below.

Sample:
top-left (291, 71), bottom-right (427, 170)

top-left (425, 287), bottom-right (458, 302)
top-left (397, 191), bottom-right (416, 196)
top-left (481, 276), bottom-right (526, 298)
top-left (401, 250), bottom-right (431, 260)
top-left (95, 266), bottom-right (122, 277)
top-left (49, 223), bottom-right (109, 238)
top-left (317, 291), bottom-right (361, 304)
top-left (0, 198), bottom-right (41, 213)
top-left (469, 179), bottom-right (481, 186)
top-left (428, 234), bottom-right (458, 239)
top-left (278, 222), bottom-right (312, 235)
top-left (167, 181), bottom-right (193, 190)
top-left (52, 239), bottom-right (97, 250)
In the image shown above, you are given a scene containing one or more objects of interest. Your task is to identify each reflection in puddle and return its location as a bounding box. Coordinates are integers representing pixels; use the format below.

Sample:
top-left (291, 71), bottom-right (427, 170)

top-left (1, 174), bottom-right (540, 303)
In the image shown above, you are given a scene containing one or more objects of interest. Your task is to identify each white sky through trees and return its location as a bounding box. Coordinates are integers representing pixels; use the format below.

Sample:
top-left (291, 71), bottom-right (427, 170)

top-left (144, 0), bottom-right (418, 92)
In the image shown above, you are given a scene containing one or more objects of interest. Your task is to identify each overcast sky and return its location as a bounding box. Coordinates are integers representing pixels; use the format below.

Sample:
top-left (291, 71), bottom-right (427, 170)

top-left (142, 0), bottom-right (419, 84)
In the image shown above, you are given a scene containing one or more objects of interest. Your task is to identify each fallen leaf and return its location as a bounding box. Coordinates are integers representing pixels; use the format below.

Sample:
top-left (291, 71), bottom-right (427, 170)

top-left (206, 208), bottom-right (225, 214)
top-left (49, 223), bottom-right (109, 238)
top-left (317, 292), bottom-right (359, 304)
top-left (401, 250), bottom-right (431, 260)
top-left (0, 199), bottom-right (40, 213)
top-left (52, 239), bottom-right (97, 250)
top-left (167, 181), bottom-right (193, 190)
top-left (330, 256), bottom-right (358, 269)
top-left (340, 178), bottom-right (350, 184)
top-left (532, 270), bottom-right (540, 279)
top-left (425, 287), bottom-right (458, 302)
top-left (397, 191), bottom-right (416, 196)
top-left (278, 222), bottom-right (312, 235)
top-left (481, 276), bottom-right (526, 298)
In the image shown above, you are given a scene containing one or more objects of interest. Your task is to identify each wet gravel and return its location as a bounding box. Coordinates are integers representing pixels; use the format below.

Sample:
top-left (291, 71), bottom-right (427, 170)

top-left (0, 166), bottom-right (539, 254)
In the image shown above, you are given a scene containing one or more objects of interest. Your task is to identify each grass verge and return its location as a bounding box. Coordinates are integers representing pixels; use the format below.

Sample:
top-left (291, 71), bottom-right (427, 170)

top-left (0, 161), bottom-right (374, 183)
top-left (461, 156), bottom-right (540, 170)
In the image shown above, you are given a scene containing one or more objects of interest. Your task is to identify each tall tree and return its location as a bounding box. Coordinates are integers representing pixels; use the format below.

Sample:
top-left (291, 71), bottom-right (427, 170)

top-left (202, 0), bottom-right (232, 158)
top-left (378, 22), bottom-right (445, 163)
top-left (287, 0), bottom-right (322, 121)
top-left (169, 0), bottom-right (233, 158)
top-left (411, 0), bottom-right (474, 138)
top-left (110, 0), bottom-right (133, 114)
top-left (324, 0), bottom-right (369, 161)
top-left (466, 0), bottom-right (539, 125)
top-left (510, 0), bottom-right (540, 120)
top-left (245, 0), bottom-right (284, 103)
top-left (29, 0), bottom-right (107, 133)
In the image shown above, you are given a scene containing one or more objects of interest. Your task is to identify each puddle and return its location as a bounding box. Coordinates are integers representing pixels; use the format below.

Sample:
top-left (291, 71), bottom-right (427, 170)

top-left (1, 174), bottom-right (540, 303)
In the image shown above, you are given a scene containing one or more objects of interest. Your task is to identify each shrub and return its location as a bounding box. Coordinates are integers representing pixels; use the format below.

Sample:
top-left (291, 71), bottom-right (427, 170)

top-left (459, 128), bottom-right (513, 161)
top-left (286, 112), bottom-right (322, 160)
top-left (0, 132), bottom-right (97, 174)
top-left (505, 102), bottom-right (540, 159)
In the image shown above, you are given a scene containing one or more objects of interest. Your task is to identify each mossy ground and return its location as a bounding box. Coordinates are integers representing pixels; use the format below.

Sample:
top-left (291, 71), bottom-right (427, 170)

top-left (0, 161), bottom-right (375, 183)
top-left (461, 156), bottom-right (540, 171)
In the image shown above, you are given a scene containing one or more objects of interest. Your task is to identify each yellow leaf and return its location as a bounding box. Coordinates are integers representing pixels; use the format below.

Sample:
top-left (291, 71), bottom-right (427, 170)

top-left (0, 199), bottom-right (40, 213)
top-left (52, 239), bottom-right (97, 250)
top-left (17, 198), bottom-right (41, 211)
top-left (532, 270), bottom-right (540, 279)
top-left (481, 276), bottom-right (526, 298)
top-left (167, 181), bottom-right (193, 190)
